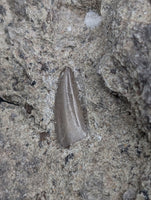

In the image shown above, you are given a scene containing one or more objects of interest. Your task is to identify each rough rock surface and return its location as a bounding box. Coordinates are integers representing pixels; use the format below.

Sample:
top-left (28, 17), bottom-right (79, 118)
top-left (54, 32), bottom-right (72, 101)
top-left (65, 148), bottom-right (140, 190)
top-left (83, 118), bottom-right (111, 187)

top-left (0, 0), bottom-right (151, 200)
top-left (97, 0), bottom-right (151, 140)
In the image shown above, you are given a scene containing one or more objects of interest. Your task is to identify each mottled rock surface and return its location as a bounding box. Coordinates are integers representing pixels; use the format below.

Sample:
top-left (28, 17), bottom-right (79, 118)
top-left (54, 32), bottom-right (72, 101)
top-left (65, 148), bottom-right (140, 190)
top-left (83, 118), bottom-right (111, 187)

top-left (97, 0), bottom-right (151, 140)
top-left (0, 0), bottom-right (151, 200)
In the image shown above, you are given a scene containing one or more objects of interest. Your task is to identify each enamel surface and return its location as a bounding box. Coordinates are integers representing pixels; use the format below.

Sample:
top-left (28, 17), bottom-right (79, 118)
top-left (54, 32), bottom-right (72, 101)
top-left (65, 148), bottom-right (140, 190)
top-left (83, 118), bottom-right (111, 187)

top-left (54, 67), bottom-right (87, 147)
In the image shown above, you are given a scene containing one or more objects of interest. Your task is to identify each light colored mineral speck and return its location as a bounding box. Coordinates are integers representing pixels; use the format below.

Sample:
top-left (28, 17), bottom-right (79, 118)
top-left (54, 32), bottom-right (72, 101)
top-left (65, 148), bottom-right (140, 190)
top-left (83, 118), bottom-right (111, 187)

top-left (67, 26), bottom-right (72, 31)
top-left (84, 11), bottom-right (102, 28)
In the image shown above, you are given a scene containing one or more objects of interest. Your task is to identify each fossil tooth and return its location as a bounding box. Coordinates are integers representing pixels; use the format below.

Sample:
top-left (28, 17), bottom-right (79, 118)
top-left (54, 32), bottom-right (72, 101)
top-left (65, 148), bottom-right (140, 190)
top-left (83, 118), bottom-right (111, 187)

top-left (54, 67), bottom-right (87, 147)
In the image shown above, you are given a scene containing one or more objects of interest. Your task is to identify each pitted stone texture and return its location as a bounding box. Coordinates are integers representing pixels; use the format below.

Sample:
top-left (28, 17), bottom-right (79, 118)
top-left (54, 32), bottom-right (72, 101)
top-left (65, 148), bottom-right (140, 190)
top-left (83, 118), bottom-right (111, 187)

top-left (0, 0), bottom-right (151, 200)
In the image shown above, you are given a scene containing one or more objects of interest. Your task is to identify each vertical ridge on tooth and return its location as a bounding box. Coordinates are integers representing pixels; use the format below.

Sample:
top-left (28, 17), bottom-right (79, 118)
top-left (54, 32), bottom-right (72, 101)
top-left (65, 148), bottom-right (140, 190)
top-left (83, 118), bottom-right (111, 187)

top-left (54, 67), bottom-right (87, 148)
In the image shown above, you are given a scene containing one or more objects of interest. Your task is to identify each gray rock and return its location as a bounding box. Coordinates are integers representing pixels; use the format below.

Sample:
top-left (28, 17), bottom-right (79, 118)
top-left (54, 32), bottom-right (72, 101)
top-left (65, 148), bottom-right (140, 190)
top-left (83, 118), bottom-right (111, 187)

top-left (97, 0), bottom-right (151, 140)
top-left (123, 188), bottom-right (137, 200)
top-left (0, 0), bottom-right (150, 199)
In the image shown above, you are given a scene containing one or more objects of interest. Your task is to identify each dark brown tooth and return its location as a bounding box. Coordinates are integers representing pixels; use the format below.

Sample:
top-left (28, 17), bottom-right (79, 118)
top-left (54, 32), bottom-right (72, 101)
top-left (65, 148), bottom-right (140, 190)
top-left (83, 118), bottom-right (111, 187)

top-left (54, 67), bottom-right (87, 147)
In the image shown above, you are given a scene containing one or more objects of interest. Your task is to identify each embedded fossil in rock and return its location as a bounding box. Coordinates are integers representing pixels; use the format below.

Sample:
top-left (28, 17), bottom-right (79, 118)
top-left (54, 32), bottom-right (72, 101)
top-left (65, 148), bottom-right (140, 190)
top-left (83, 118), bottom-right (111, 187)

top-left (54, 67), bottom-right (87, 147)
